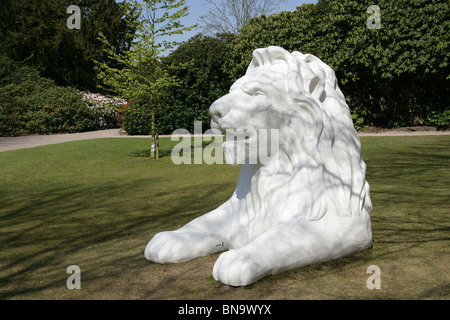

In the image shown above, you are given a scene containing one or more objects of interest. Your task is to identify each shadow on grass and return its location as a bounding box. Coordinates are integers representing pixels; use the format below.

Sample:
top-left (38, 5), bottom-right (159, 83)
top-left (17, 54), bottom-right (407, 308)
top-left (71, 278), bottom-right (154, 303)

top-left (129, 140), bottom-right (219, 160)
top-left (129, 149), bottom-right (172, 159)
top-left (0, 174), bottom-right (231, 299)
top-left (1, 136), bottom-right (449, 299)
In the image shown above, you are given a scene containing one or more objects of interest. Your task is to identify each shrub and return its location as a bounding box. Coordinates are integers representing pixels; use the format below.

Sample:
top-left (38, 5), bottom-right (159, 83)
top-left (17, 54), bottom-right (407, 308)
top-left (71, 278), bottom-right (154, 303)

top-left (427, 109), bottom-right (450, 130)
top-left (227, 0), bottom-right (449, 129)
top-left (26, 86), bottom-right (99, 134)
top-left (0, 55), bottom-right (127, 136)
top-left (160, 34), bottom-right (234, 134)
top-left (80, 91), bottom-right (127, 130)
top-left (0, 98), bottom-right (29, 137)
top-left (115, 103), bottom-right (129, 128)
top-left (351, 109), bottom-right (368, 131)
top-left (122, 98), bottom-right (185, 136)
top-left (122, 101), bottom-right (152, 136)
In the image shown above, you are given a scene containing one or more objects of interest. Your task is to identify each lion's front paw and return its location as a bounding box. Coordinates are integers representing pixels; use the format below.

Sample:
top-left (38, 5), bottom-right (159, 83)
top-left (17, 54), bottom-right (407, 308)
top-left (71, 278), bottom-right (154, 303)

top-left (212, 249), bottom-right (267, 286)
top-left (144, 231), bottom-right (190, 264)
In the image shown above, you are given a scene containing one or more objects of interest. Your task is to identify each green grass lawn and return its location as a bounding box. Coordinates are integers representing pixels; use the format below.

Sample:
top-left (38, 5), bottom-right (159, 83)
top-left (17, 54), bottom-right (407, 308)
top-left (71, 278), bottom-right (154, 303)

top-left (0, 136), bottom-right (449, 299)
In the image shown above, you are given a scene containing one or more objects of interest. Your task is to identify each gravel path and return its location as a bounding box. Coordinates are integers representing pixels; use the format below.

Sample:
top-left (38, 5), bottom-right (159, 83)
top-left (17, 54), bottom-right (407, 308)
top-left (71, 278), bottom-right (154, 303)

top-left (0, 129), bottom-right (143, 152)
top-left (0, 128), bottom-right (449, 153)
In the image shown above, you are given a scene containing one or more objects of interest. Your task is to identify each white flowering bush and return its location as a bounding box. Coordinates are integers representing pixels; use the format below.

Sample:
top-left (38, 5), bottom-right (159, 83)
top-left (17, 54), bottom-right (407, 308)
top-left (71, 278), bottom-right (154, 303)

top-left (78, 90), bottom-right (127, 129)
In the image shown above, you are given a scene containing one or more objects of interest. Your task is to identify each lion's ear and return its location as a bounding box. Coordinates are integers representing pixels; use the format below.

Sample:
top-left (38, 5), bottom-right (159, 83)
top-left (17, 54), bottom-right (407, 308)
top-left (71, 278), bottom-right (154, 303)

top-left (307, 73), bottom-right (326, 102)
top-left (301, 54), bottom-right (327, 102)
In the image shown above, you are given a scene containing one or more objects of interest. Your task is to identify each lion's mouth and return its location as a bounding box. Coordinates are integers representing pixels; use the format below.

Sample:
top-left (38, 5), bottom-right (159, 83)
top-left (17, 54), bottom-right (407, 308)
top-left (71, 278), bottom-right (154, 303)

top-left (210, 118), bottom-right (225, 134)
top-left (210, 118), bottom-right (253, 140)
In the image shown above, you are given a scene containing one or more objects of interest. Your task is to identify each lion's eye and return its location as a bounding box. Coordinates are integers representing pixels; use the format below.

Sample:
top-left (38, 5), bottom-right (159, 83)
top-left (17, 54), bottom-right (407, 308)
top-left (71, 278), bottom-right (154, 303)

top-left (247, 89), bottom-right (265, 96)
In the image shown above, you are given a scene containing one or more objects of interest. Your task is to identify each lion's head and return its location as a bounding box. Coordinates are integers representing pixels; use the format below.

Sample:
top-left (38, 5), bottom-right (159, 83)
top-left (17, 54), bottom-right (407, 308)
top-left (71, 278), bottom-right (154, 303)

top-left (209, 46), bottom-right (372, 221)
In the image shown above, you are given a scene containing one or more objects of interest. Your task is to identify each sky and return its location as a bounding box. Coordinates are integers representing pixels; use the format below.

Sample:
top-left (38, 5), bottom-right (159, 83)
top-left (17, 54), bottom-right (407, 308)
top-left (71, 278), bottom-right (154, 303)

top-left (159, 0), bottom-right (318, 50)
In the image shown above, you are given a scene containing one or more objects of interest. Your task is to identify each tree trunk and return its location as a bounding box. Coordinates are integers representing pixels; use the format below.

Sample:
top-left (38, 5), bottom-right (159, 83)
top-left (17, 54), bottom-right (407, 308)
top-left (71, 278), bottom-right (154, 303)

top-left (150, 106), bottom-right (159, 160)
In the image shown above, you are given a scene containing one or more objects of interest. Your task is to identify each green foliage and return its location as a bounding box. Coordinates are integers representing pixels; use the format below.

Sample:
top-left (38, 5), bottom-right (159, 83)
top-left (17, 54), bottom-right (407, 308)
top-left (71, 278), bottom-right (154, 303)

top-left (25, 87), bottom-right (95, 134)
top-left (0, 89), bottom-right (98, 137)
top-left (0, 0), bottom-right (139, 91)
top-left (227, 0), bottom-right (449, 128)
top-left (0, 55), bottom-right (122, 136)
top-left (427, 109), bottom-right (449, 130)
top-left (122, 100), bottom-right (152, 135)
top-left (351, 109), bottom-right (368, 131)
top-left (96, 0), bottom-right (195, 101)
top-left (159, 33), bottom-right (235, 133)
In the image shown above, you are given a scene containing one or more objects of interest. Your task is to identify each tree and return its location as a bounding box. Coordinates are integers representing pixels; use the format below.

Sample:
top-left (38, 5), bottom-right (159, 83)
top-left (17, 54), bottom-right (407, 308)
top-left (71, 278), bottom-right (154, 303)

top-left (95, 0), bottom-right (196, 159)
top-left (226, 0), bottom-right (449, 128)
top-left (199, 0), bottom-right (287, 35)
top-left (159, 33), bottom-right (235, 133)
top-left (0, 0), bottom-right (139, 91)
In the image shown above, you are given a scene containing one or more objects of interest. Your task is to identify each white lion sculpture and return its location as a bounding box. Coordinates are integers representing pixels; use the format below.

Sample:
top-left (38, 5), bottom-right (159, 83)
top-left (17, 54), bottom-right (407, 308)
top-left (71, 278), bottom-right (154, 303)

top-left (145, 46), bottom-right (373, 286)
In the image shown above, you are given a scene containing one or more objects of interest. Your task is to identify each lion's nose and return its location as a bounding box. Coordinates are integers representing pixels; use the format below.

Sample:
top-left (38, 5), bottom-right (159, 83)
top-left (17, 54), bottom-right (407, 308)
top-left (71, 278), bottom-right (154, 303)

top-left (209, 98), bottom-right (230, 120)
